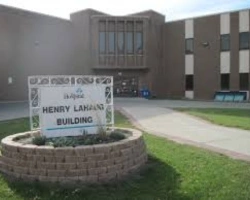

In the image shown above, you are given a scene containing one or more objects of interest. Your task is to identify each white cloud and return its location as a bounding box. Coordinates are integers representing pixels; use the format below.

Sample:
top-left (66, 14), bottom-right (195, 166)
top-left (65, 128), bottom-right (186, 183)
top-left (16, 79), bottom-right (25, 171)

top-left (0, 0), bottom-right (249, 21)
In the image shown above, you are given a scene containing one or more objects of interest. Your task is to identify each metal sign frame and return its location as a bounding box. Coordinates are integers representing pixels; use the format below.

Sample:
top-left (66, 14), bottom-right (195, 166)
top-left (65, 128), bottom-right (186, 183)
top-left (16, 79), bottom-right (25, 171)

top-left (28, 75), bottom-right (114, 132)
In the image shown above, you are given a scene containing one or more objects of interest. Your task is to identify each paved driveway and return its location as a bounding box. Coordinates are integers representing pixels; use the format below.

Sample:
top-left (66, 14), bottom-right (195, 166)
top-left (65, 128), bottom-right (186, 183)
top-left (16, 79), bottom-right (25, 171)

top-left (0, 102), bottom-right (29, 121)
top-left (116, 98), bottom-right (250, 161)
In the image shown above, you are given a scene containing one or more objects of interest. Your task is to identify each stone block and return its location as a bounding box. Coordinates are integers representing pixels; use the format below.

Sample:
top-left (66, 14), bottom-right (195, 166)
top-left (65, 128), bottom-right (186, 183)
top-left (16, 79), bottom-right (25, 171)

top-left (74, 147), bottom-right (85, 156)
top-left (121, 148), bottom-right (133, 156)
top-left (87, 161), bottom-right (97, 168)
top-left (109, 151), bottom-right (121, 158)
top-left (55, 156), bottom-right (65, 163)
top-left (56, 163), bottom-right (76, 170)
top-left (13, 166), bottom-right (29, 174)
top-left (98, 172), bottom-right (117, 182)
top-left (86, 154), bottom-right (105, 161)
top-left (37, 162), bottom-right (56, 170)
top-left (78, 169), bottom-right (87, 176)
top-left (29, 168), bottom-right (47, 176)
top-left (82, 147), bottom-right (94, 155)
top-left (87, 168), bottom-right (99, 175)
top-left (36, 146), bottom-right (54, 156)
top-left (17, 160), bottom-right (37, 168)
top-left (107, 164), bottom-right (122, 173)
top-left (1, 149), bottom-right (12, 157)
top-left (34, 155), bottom-right (45, 162)
top-left (65, 156), bottom-right (78, 163)
top-left (54, 147), bottom-right (75, 156)
top-left (65, 169), bottom-right (80, 177)
top-left (47, 169), bottom-right (66, 177)
top-left (4, 142), bottom-right (19, 153)
top-left (77, 156), bottom-right (86, 162)
top-left (94, 145), bottom-right (111, 154)
top-left (76, 162), bottom-right (88, 169)
top-left (96, 160), bottom-right (113, 167)
top-left (88, 167), bottom-right (107, 175)
top-left (114, 157), bottom-right (124, 165)
top-left (44, 156), bottom-right (55, 163)
top-left (19, 145), bottom-right (36, 154)
top-left (26, 154), bottom-right (35, 161)
top-left (0, 162), bottom-right (12, 171)
top-left (121, 155), bottom-right (131, 162)
top-left (1, 156), bottom-right (17, 166)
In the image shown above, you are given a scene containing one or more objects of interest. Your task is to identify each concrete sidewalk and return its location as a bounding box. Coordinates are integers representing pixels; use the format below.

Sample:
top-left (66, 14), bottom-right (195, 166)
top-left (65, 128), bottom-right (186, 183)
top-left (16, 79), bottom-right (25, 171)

top-left (119, 105), bottom-right (250, 161)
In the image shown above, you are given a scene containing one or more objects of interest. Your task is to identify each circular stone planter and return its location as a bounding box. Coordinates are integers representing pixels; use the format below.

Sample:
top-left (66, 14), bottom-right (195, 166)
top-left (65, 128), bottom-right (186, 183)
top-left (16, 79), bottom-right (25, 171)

top-left (0, 128), bottom-right (147, 184)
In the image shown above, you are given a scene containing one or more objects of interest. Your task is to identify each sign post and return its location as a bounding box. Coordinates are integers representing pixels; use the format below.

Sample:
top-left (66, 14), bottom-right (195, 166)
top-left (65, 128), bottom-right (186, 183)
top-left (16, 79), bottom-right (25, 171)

top-left (28, 76), bottom-right (113, 138)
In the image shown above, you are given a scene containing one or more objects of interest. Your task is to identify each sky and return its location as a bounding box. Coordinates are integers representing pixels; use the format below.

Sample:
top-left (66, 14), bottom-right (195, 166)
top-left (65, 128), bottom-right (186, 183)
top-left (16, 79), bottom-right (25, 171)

top-left (0, 0), bottom-right (250, 21)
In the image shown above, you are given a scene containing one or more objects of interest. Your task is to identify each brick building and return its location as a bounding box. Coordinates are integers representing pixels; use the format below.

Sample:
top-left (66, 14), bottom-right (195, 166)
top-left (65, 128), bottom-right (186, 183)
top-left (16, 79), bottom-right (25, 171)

top-left (0, 5), bottom-right (249, 101)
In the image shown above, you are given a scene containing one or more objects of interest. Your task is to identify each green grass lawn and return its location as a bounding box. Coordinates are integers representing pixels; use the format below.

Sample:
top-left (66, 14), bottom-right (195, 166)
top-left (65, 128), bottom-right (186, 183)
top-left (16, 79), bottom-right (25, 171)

top-left (0, 112), bottom-right (250, 199)
top-left (176, 108), bottom-right (250, 130)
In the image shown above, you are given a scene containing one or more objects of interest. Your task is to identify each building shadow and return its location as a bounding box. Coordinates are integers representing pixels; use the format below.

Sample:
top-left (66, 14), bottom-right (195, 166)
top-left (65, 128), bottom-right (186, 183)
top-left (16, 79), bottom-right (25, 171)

top-left (4, 154), bottom-right (190, 200)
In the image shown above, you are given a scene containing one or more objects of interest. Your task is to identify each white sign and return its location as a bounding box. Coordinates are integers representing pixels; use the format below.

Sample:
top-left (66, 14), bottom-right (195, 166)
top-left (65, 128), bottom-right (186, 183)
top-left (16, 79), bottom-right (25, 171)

top-left (28, 76), bottom-right (113, 138)
top-left (40, 85), bottom-right (106, 137)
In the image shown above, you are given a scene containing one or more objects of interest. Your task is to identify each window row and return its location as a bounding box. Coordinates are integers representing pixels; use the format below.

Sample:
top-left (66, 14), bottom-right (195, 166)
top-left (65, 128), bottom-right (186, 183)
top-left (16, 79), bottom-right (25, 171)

top-left (220, 32), bottom-right (250, 51)
top-left (99, 32), bottom-right (143, 55)
top-left (221, 73), bottom-right (249, 90)
top-left (185, 32), bottom-right (250, 54)
top-left (185, 73), bottom-right (249, 91)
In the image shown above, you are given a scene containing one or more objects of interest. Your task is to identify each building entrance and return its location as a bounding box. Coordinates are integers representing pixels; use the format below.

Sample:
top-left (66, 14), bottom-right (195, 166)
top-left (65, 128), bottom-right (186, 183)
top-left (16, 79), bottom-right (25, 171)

top-left (113, 76), bottom-right (139, 97)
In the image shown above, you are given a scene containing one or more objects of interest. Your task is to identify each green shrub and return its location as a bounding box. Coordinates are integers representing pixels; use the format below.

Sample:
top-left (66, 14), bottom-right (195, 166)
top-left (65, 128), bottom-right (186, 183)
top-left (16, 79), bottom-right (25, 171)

top-left (49, 137), bottom-right (78, 148)
top-left (31, 129), bottom-right (128, 147)
top-left (32, 135), bottom-right (46, 146)
top-left (109, 131), bottom-right (126, 141)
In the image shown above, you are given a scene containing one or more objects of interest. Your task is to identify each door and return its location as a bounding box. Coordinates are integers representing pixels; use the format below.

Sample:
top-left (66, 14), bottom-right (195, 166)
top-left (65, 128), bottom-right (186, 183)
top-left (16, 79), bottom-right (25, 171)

top-left (113, 76), bottom-right (138, 97)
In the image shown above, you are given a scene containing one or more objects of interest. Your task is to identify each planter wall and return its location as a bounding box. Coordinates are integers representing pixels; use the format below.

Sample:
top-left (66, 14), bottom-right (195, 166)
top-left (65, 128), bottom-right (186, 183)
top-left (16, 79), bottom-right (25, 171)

top-left (0, 128), bottom-right (147, 184)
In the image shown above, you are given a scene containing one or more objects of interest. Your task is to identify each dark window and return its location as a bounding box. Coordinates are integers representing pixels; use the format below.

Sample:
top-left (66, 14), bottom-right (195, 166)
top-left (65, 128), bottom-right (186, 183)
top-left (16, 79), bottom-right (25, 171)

top-left (99, 32), bottom-right (106, 54)
top-left (136, 32), bottom-right (143, 54)
top-left (127, 32), bottom-right (134, 54)
top-left (185, 75), bottom-right (194, 91)
top-left (221, 34), bottom-right (230, 51)
top-left (117, 32), bottom-right (124, 54)
top-left (240, 73), bottom-right (249, 90)
top-left (108, 32), bottom-right (115, 54)
top-left (185, 38), bottom-right (194, 54)
top-left (221, 74), bottom-right (230, 90)
top-left (239, 32), bottom-right (250, 49)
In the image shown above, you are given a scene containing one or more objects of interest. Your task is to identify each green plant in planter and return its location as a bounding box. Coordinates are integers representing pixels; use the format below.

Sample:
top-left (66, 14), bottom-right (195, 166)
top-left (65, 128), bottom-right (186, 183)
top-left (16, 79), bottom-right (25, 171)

top-left (32, 135), bottom-right (46, 146)
top-left (109, 130), bottom-right (126, 140)
top-left (49, 137), bottom-right (78, 147)
top-left (97, 126), bottom-right (108, 141)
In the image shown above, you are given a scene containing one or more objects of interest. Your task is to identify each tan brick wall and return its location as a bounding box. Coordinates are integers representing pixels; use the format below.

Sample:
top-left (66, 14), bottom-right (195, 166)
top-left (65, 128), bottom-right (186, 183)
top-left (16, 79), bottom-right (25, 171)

top-left (0, 128), bottom-right (147, 184)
